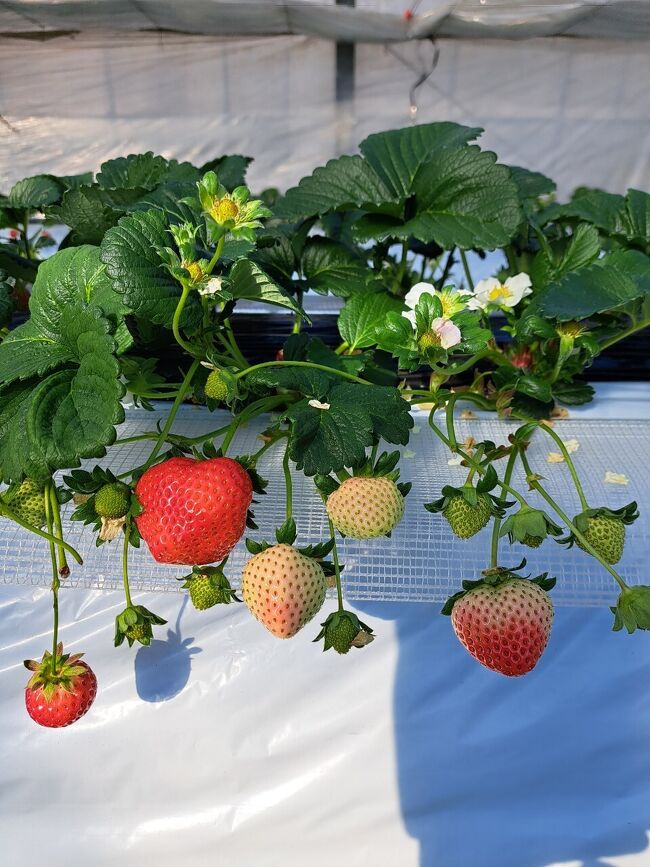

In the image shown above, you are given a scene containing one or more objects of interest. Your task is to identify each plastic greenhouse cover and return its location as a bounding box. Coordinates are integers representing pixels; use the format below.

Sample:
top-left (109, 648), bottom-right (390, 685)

top-left (1, 33), bottom-right (650, 198)
top-left (2, 382), bottom-right (650, 867)
top-left (1, 0), bottom-right (649, 40)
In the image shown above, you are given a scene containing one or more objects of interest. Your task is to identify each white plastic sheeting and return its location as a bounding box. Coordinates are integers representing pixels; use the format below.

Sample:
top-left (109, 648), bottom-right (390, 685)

top-left (1, 0), bottom-right (649, 41)
top-left (2, 33), bottom-right (650, 197)
top-left (2, 383), bottom-right (650, 867)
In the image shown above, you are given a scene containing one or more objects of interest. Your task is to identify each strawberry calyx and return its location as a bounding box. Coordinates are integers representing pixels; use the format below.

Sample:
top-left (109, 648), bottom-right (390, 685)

top-left (441, 559), bottom-right (556, 616)
top-left (24, 644), bottom-right (88, 701)
top-left (499, 505), bottom-right (563, 548)
top-left (245, 533), bottom-right (339, 579)
top-left (425, 461), bottom-right (512, 517)
top-left (313, 610), bottom-right (374, 654)
top-left (114, 605), bottom-right (167, 648)
top-left (559, 501), bottom-right (639, 548)
top-left (314, 447), bottom-right (412, 501)
top-left (611, 585), bottom-right (650, 634)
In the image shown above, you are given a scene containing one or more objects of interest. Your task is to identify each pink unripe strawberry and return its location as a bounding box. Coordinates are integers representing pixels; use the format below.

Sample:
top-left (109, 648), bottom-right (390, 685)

top-left (449, 578), bottom-right (553, 677)
top-left (242, 544), bottom-right (326, 638)
top-left (326, 477), bottom-right (404, 539)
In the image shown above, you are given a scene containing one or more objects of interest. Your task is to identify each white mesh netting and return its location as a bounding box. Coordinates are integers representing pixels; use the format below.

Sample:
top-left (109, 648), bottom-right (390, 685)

top-left (0, 405), bottom-right (645, 606)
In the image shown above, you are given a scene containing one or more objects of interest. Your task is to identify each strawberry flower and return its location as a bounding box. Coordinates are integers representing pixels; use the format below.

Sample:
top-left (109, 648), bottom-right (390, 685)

top-left (402, 282), bottom-right (469, 326)
top-left (467, 273), bottom-right (532, 311)
top-left (192, 171), bottom-right (271, 242)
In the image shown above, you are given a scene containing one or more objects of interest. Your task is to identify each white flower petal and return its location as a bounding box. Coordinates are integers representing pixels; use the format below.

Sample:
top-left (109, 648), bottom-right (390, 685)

top-left (404, 282), bottom-right (436, 310)
top-left (503, 272), bottom-right (533, 305)
top-left (605, 471), bottom-right (629, 486)
top-left (401, 309), bottom-right (417, 328)
top-left (308, 399), bottom-right (330, 410)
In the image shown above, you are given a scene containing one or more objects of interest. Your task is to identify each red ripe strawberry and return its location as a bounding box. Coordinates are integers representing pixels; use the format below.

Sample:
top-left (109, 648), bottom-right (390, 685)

top-left (242, 544), bottom-right (326, 639)
top-left (447, 576), bottom-right (554, 676)
top-left (24, 648), bottom-right (97, 728)
top-left (135, 456), bottom-right (252, 565)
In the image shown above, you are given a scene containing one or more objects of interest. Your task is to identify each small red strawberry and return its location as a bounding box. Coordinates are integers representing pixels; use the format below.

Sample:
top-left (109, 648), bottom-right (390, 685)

top-left (24, 646), bottom-right (97, 728)
top-left (242, 543), bottom-right (326, 638)
top-left (135, 456), bottom-right (253, 565)
top-left (443, 569), bottom-right (555, 676)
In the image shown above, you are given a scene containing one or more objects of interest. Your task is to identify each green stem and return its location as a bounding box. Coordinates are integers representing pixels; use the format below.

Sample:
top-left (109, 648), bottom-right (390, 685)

top-left (171, 284), bottom-right (198, 356)
top-left (220, 394), bottom-right (289, 456)
top-left (395, 239), bottom-right (409, 291)
top-left (282, 445), bottom-right (293, 523)
top-left (250, 431), bottom-right (288, 463)
top-left (22, 212), bottom-right (32, 260)
top-left (518, 449), bottom-right (627, 592)
top-left (334, 342), bottom-right (349, 356)
top-left (445, 394), bottom-right (460, 449)
top-left (143, 358), bottom-right (200, 470)
top-left (235, 360), bottom-right (371, 386)
top-left (44, 484), bottom-right (59, 671)
top-left (49, 485), bottom-right (69, 577)
top-left (328, 519), bottom-right (344, 611)
top-left (465, 444), bottom-right (484, 485)
top-left (428, 409), bottom-right (528, 507)
top-left (437, 247), bottom-right (456, 289)
top-left (0, 502), bottom-right (83, 564)
top-left (223, 319), bottom-right (249, 369)
top-left (122, 524), bottom-right (133, 608)
top-left (490, 446), bottom-right (519, 568)
top-left (536, 421), bottom-right (589, 510)
top-left (206, 235), bottom-right (225, 275)
top-left (599, 318), bottom-right (650, 351)
top-left (459, 249), bottom-right (475, 293)
top-left (369, 440), bottom-right (379, 467)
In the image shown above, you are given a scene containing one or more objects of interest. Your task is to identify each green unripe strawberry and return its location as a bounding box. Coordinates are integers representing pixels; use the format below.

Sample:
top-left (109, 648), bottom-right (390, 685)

top-left (443, 492), bottom-right (492, 539)
top-left (326, 477), bottom-right (404, 539)
top-left (4, 479), bottom-right (46, 528)
top-left (94, 482), bottom-right (131, 519)
top-left (328, 615), bottom-right (362, 654)
top-left (314, 610), bottom-right (374, 654)
top-left (576, 515), bottom-right (625, 565)
top-left (182, 567), bottom-right (239, 610)
top-left (205, 369), bottom-right (228, 402)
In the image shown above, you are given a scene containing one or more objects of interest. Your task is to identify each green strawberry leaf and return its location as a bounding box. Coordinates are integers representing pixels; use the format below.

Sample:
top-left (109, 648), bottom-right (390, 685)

top-left (616, 189), bottom-right (650, 246)
top-left (46, 186), bottom-right (124, 246)
top-left (555, 188), bottom-right (625, 232)
top-left (538, 249), bottom-right (650, 320)
top-left (0, 309), bottom-right (125, 481)
top-left (359, 121), bottom-right (482, 199)
top-left (0, 246), bottom-right (132, 386)
top-left (388, 146), bottom-right (522, 250)
top-left (8, 175), bottom-right (63, 210)
top-left (101, 209), bottom-right (199, 327)
top-left (276, 154), bottom-right (396, 220)
top-left (96, 153), bottom-right (170, 191)
top-left (227, 259), bottom-right (308, 319)
top-left (508, 166), bottom-right (556, 206)
top-left (301, 237), bottom-right (377, 297)
top-left (247, 367), bottom-right (412, 475)
top-left (338, 292), bottom-right (404, 350)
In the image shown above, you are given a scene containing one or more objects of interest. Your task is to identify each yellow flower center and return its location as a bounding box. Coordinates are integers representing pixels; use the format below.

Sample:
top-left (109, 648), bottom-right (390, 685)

top-left (488, 285), bottom-right (512, 302)
top-left (182, 260), bottom-right (204, 283)
top-left (417, 330), bottom-right (440, 351)
top-left (556, 321), bottom-right (583, 338)
top-left (209, 196), bottom-right (239, 225)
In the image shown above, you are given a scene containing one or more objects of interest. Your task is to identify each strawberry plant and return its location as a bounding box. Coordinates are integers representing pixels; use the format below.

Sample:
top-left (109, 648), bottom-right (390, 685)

top-left (0, 122), bottom-right (648, 726)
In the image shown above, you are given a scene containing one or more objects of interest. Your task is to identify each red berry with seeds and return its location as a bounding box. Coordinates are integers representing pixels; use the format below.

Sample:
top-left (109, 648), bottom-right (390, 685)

top-left (448, 577), bottom-right (554, 676)
top-left (24, 649), bottom-right (97, 728)
top-left (242, 543), bottom-right (326, 638)
top-left (135, 456), bottom-right (253, 565)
